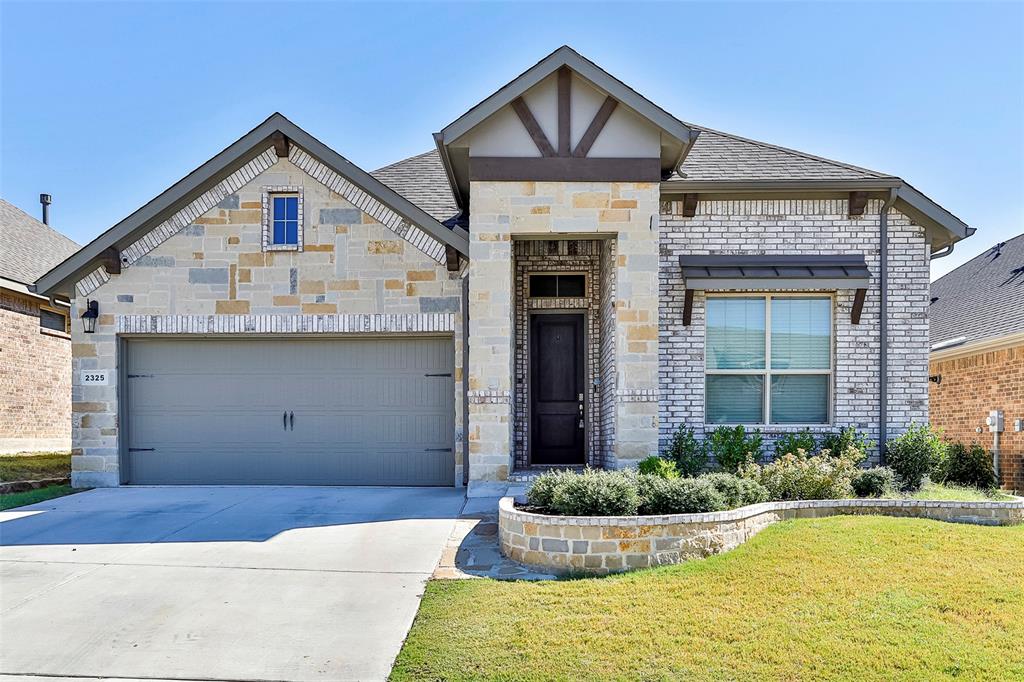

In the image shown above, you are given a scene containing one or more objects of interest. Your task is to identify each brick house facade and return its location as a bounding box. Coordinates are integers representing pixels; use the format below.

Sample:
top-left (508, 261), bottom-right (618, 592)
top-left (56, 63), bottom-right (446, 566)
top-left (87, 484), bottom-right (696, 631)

top-left (33, 47), bottom-right (973, 489)
top-left (1, 199), bottom-right (79, 454)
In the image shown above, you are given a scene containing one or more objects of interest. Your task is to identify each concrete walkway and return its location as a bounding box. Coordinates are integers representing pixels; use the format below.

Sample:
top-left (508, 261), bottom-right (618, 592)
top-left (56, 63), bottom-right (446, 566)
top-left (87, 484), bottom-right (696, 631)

top-left (0, 486), bottom-right (465, 682)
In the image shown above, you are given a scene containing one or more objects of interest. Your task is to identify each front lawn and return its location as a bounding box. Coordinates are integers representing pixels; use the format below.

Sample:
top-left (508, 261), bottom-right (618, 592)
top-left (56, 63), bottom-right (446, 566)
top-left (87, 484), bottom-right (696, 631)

top-left (392, 516), bottom-right (1024, 681)
top-left (0, 484), bottom-right (78, 511)
top-left (0, 452), bottom-right (71, 482)
top-left (903, 481), bottom-right (1014, 502)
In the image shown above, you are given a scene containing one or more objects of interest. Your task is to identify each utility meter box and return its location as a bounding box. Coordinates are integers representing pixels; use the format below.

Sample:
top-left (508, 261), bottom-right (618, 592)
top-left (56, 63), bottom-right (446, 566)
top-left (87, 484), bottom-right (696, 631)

top-left (986, 410), bottom-right (1004, 433)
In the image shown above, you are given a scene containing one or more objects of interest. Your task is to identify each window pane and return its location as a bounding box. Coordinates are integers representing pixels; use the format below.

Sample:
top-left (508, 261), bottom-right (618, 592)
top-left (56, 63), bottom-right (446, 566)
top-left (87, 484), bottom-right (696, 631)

top-left (39, 309), bottom-right (66, 332)
top-left (706, 374), bottom-right (764, 424)
top-left (285, 220), bottom-right (299, 245)
top-left (770, 374), bottom-right (828, 424)
top-left (273, 220), bottom-right (286, 244)
top-left (707, 297), bottom-right (765, 369)
top-left (285, 196), bottom-right (298, 220)
top-left (771, 297), bottom-right (831, 369)
top-left (557, 275), bottom-right (585, 297)
top-left (273, 196), bottom-right (285, 219)
top-left (529, 275), bottom-right (558, 297)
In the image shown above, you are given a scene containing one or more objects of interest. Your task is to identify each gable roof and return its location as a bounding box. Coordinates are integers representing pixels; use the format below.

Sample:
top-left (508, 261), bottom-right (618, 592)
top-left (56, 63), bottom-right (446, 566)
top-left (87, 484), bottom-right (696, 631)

top-left (34, 114), bottom-right (469, 300)
top-left (929, 233), bottom-right (1024, 351)
top-left (0, 198), bottom-right (79, 287)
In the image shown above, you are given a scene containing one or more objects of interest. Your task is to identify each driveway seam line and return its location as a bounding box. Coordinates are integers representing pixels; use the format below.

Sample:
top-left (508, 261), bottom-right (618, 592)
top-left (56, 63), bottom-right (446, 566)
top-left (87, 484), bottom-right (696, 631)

top-left (0, 559), bottom-right (434, 576)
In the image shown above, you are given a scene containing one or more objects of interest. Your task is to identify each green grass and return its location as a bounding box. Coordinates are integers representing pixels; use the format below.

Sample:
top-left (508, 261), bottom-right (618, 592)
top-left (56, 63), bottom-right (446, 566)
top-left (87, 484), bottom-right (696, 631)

top-left (0, 484), bottom-right (78, 510)
top-left (392, 516), bottom-right (1024, 681)
top-left (0, 452), bottom-right (71, 482)
top-left (903, 481), bottom-right (1015, 502)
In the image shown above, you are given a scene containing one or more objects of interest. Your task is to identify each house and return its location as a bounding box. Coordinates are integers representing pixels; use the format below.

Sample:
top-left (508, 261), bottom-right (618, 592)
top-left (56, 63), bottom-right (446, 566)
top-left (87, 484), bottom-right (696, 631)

top-left (33, 47), bottom-right (973, 491)
top-left (1, 198), bottom-right (80, 454)
top-left (929, 234), bottom-right (1023, 492)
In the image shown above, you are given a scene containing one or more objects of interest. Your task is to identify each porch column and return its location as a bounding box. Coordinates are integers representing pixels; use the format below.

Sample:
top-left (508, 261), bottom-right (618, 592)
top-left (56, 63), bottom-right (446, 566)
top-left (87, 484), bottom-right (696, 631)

top-left (611, 183), bottom-right (661, 467)
top-left (466, 182), bottom-right (515, 486)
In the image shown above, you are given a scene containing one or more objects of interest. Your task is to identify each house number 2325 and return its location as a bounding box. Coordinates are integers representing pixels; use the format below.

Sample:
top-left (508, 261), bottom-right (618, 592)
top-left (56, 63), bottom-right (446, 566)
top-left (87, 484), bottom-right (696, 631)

top-left (80, 371), bottom-right (110, 386)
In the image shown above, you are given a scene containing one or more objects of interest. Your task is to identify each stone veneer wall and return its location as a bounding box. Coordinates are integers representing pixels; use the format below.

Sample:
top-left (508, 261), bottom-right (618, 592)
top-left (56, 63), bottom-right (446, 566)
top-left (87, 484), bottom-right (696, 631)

top-left (69, 157), bottom-right (464, 487)
top-left (499, 496), bottom-right (1024, 575)
top-left (930, 344), bottom-right (1024, 492)
top-left (659, 198), bottom-right (930, 463)
top-left (513, 239), bottom-right (604, 469)
top-left (468, 181), bottom-right (660, 484)
top-left (0, 290), bottom-right (72, 453)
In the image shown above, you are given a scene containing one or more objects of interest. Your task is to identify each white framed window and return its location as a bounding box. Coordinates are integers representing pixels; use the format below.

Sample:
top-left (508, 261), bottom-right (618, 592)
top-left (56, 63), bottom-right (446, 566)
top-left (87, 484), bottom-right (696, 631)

top-left (261, 185), bottom-right (303, 252)
top-left (705, 293), bottom-right (833, 425)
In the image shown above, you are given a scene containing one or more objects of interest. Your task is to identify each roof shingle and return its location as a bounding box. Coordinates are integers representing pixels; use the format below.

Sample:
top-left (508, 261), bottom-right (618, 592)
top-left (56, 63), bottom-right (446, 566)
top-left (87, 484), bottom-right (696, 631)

top-left (0, 198), bottom-right (80, 286)
top-left (371, 151), bottom-right (458, 222)
top-left (929, 234), bottom-right (1024, 348)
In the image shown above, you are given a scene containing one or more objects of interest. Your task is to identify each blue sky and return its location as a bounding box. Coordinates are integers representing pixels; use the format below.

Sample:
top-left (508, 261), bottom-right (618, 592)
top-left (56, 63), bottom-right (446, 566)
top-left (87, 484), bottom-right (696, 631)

top-left (2, 1), bottom-right (1021, 280)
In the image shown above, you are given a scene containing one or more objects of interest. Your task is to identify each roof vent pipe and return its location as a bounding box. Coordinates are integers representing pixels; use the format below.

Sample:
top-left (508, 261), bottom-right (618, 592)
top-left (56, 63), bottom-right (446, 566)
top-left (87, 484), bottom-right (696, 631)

top-left (40, 194), bottom-right (52, 225)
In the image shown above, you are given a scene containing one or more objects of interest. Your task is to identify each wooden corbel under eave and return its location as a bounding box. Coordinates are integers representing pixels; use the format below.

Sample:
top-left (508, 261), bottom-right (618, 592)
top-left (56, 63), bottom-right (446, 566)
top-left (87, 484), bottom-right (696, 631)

top-left (271, 131), bottom-right (290, 158)
top-left (682, 193), bottom-right (699, 218)
top-left (445, 245), bottom-right (461, 273)
top-left (682, 289), bottom-right (695, 325)
top-left (99, 246), bottom-right (122, 275)
top-left (848, 191), bottom-right (868, 217)
top-left (851, 287), bottom-right (867, 324)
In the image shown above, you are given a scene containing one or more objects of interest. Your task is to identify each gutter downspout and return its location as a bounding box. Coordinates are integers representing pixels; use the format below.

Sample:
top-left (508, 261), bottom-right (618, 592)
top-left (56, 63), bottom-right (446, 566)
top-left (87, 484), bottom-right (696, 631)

top-left (930, 243), bottom-right (955, 259)
top-left (462, 275), bottom-right (470, 487)
top-left (879, 189), bottom-right (898, 464)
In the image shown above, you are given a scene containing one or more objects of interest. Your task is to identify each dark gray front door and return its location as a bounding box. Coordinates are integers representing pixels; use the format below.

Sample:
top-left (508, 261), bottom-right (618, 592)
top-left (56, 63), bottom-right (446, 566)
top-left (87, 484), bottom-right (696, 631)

top-left (529, 313), bottom-right (585, 465)
top-left (124, 337), bottom-right (454, 486)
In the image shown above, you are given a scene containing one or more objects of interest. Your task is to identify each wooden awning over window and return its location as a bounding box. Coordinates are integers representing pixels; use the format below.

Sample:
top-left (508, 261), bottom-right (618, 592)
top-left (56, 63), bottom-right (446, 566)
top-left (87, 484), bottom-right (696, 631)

top-left (678, 255), bottom-right (872, 325)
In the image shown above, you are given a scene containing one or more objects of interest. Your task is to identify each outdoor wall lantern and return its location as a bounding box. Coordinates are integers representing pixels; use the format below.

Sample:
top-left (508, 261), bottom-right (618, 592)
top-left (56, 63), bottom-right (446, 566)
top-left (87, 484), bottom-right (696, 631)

top-left (80, 299), bottom-right (99, 334)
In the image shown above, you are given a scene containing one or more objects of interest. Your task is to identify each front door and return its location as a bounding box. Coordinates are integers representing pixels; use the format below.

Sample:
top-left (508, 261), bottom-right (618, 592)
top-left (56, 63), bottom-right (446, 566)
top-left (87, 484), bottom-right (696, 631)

top-left (530, 313), bottom-right (585, 465)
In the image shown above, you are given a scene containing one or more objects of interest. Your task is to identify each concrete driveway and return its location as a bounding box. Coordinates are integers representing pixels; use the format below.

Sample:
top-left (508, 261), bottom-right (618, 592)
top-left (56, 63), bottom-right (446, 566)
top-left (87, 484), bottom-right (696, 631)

top-left (0, 486), bottom-right (465, 682)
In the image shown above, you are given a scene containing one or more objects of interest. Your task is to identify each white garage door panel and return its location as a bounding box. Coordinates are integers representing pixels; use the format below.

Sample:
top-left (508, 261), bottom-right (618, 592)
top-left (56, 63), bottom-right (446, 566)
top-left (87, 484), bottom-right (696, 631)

top-left (126, 338), bottom-right (455, 486)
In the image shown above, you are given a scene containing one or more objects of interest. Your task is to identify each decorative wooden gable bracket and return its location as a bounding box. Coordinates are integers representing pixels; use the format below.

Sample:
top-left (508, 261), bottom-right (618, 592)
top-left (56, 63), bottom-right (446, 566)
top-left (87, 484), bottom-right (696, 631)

top-left (445, 245), bottom-right (460, 272)
top-left (848, 191), bottom-right (868, 217)
top-left (99, 246), bottom-right (122, 275)
top-left (851, 287), bottom-right (867, 324)
top-left (510, 97), bottom-right (556, 157)
top-left (271, 131), bottom-right (290, 158)
top-left (682, 289), bottom-right (695, 326)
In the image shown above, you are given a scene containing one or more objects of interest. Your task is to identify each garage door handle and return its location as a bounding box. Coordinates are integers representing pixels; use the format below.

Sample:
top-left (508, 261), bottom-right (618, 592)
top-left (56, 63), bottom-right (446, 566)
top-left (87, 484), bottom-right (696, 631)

top-left (289, 411), bottom-right (295, 430)
top-left (283, 411), bottom-right (288, 431)
top-left (425, 448), bottom-right (453, 452)
top-left (425, 373), bottom-right (452, 377)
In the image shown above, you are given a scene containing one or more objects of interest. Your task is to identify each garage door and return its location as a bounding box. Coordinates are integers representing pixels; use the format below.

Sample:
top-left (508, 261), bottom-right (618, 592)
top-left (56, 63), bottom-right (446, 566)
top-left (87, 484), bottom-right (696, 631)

top-left (124, 338), bottom-right (454, 486)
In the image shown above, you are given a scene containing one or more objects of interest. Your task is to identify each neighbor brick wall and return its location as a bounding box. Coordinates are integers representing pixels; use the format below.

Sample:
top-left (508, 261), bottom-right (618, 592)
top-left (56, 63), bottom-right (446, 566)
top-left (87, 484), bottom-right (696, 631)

top-left (69, 155), bottom-right (464, 487)
top-left (659, 199), bottom-right (931, 463)
top-left (0, 289), bottom-right (72, 450)
top-left (930, 344), bottom-right (1024, 492)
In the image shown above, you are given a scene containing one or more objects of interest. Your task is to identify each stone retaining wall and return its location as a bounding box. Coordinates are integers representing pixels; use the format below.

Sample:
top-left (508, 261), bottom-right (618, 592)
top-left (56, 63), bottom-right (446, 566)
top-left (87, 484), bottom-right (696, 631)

top-left (498, 496), bottom-right (1024, 575)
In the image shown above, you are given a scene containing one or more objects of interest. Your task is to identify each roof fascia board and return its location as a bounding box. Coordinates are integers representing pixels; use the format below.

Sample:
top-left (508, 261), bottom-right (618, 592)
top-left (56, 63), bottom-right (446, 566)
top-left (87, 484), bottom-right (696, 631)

top-left (433, 132), bottom-right (464, 210)
top-left (438, 47), bottom-right (692, 146)
top-left (930, 330), bottom-right (1024, 361)
top-left (36, 114), bottom-right (468, 298)
top-left (894, 183), bottom-right (970, 240)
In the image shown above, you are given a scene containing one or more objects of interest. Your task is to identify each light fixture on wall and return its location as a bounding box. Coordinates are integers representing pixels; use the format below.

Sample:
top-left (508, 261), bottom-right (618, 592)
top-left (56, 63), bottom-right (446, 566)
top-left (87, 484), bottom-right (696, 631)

top-left (80, 299), bottom-right (99, 334)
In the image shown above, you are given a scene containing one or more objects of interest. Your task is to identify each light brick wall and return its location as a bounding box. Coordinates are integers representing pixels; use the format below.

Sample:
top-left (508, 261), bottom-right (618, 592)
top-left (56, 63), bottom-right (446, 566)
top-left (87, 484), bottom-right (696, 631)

top-left (70, 158), bottom-right (464, 487)
top-left (0, 290), bottom-right (72, 452)
top-left (930, 344), bottom-right (1024, 492)
top-left (659, 198), bottom-right (930, 463)
top-left (468, 181), bottom-right (660, 482)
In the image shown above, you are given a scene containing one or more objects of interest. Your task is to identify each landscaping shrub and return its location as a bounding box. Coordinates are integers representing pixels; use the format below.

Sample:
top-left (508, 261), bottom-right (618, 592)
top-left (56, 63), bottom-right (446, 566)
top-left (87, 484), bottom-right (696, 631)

top-left (663, 425), bottom-right (709, 477)
top-left (774, 430), bottom-right (817, 458)
top-left (525, 469), bottom-right (578, 510)
top-left (740, 449), bottom-right (857, 500)
top-left (852, 467), bottom-right (897, 498)
top-left (820, 427), bottom-right (874, 463)
top-left (637, 455), bottom-right (680, 479)
top-left (637, 475), bottom-right (728, 515)
top-left (701, 472), bottom-right (769, 508)
top-left (934, 442), bottom-right (997, 490)
top-left (548, 469), bottom-right (641, 516)
top-left (885, 424), bottom-right (946, 491)
top-left (708, 425), bottom-right (763, 473)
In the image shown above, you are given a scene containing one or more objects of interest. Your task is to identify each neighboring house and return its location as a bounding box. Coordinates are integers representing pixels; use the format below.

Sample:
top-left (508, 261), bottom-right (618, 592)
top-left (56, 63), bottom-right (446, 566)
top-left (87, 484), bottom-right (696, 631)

top-left (929, 234), bottom-right (1024, 492)
top-left (1, 198), bottom-right (80, 454)
top-left (34, 47), bottom-right (973, 490)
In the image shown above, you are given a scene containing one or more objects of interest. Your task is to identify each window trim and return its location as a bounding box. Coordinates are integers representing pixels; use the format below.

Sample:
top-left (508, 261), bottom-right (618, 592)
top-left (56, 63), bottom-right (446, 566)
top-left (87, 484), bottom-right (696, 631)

top-left (261, 185), bottom-right (304, 252)
top-left (704, 292), bottom-right (834, 427)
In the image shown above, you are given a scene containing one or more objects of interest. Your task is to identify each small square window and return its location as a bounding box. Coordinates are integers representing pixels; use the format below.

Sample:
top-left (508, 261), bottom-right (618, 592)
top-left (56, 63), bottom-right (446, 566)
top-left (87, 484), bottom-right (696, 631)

top-left (40, 308), bottom-right (68, 334)
top-left (262, 186), bottom-right (303, 252)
